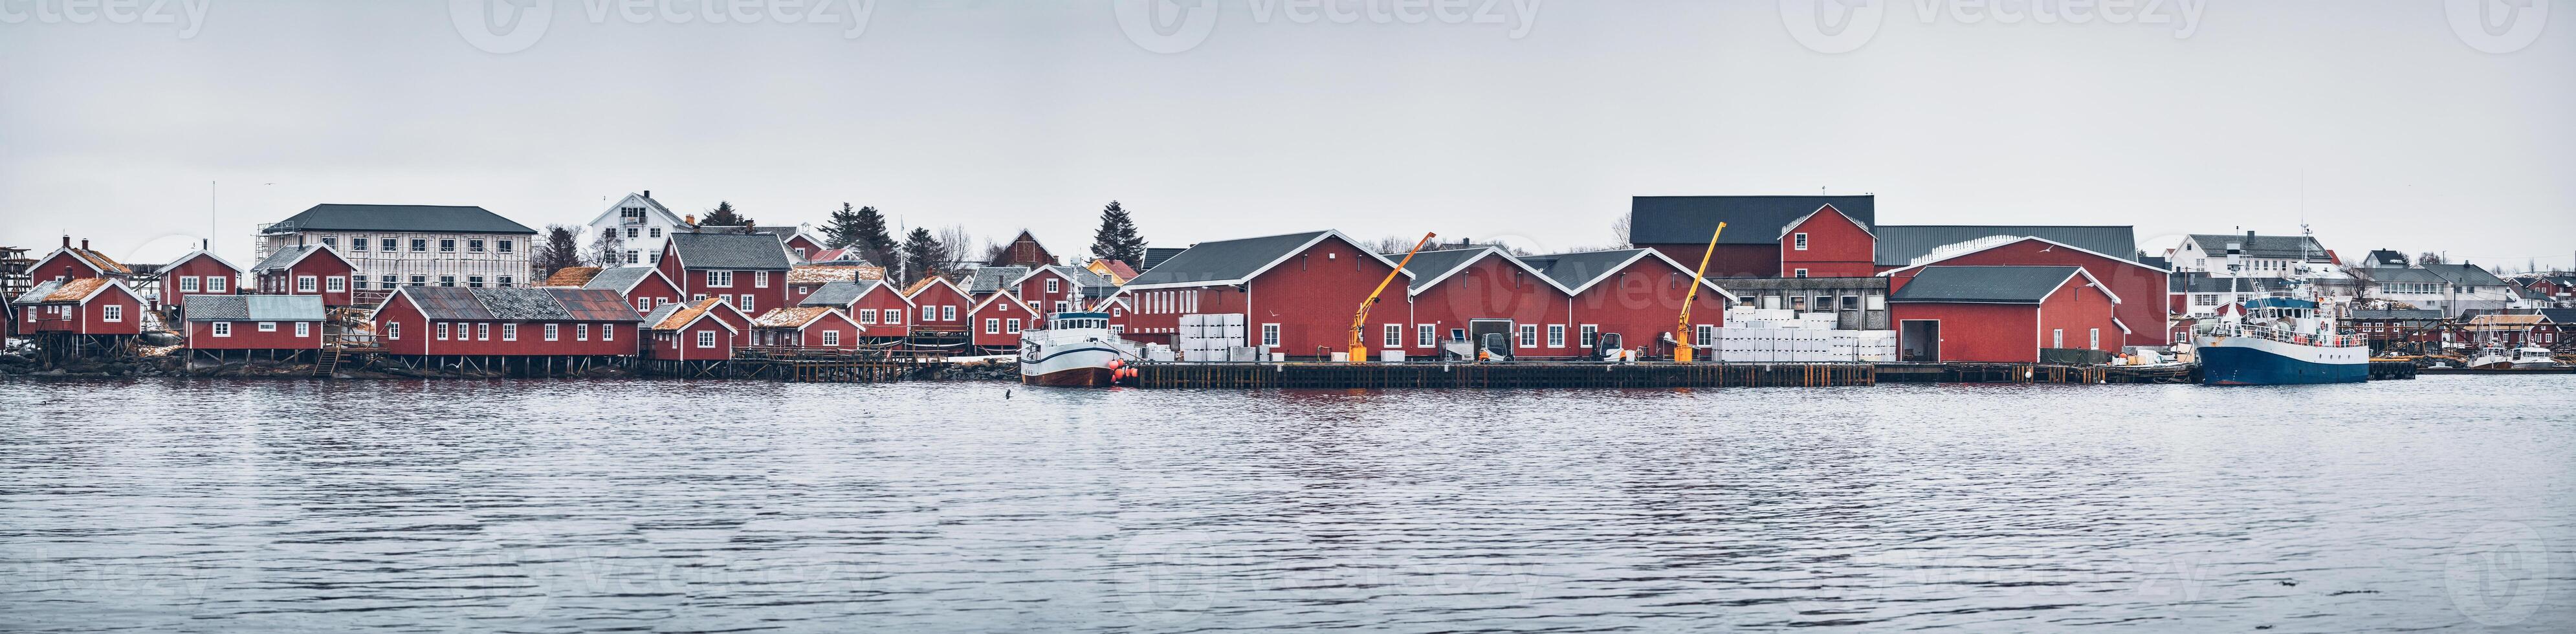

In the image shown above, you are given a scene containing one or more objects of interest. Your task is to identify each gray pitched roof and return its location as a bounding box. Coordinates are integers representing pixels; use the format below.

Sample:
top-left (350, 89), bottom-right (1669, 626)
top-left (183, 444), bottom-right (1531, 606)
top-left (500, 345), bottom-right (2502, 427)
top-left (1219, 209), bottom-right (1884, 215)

top-left (967, 267), bottom-right (1029, 294)
top-left (267, 204), bottom-right (536, 235)
top-left (183, 294), bottom-right (325, 322)
top-left (13, 280), bottom-right (62, 305)
top-left (2364, 267), bottom-right (2447, 284)
top-left (2540, 308), bottom-right (2576, 323)
top-left (394, 286), bottom-right (639, 322)
top-left (1031, 264), bottom-right (1114, 290)
top-left (2169, 272), bottom-right (2293, 294)
top-left (1393, 248), bottom-right (1492, 292)
top-left (2186, 234), bottom-right (2329, 260)
top-left (1139, 247), bottom-right (1187, 272)
top-left (1517, 250), bottom-right (1655, 292)
top-left (1875, 226), bottom-right (2139, 267)
top-left (476, 288), bottom-right (575, 320)
top-left (2422, 263), bottom-right (2509, 287)
top-left (251, 245), bottom-right (330, 272)
top-left (584, 267), bottom-right (657, 292)
top-left (640, 302), bottom-right (685, 325)
top-left (400, 287), bottom-right (495, 320)
top-left (1889, 266), bottom-right (2083, 303)
top-left (2350, 308), bottom-right (2445, 321)
top-left (668, 232), bottom-right (792, 270)
top-left (800, 280), bottom-right (880, 307)
top-left (1125, 231), bottom-right (1334, 287)
top-left (2364, 250), bottom-right (2410, 267)
top-left (1628, 196), bottom-right (1877, 245)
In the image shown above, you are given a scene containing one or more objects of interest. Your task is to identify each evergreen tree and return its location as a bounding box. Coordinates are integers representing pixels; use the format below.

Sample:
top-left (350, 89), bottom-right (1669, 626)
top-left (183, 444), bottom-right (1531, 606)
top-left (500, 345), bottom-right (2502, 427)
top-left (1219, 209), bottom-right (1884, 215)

top-left (701, 201), bottom-right (748, 228)
top-left (900, 227), bottom-right (942, 284)
top-left (1088, 200), bottom-right (1146, 264)
top-left (823, 203), bottom-right (864, 248)
top-left (853, 206), bottom-right (896, 266)
top-left (534, 224), bottom-right (583, 278)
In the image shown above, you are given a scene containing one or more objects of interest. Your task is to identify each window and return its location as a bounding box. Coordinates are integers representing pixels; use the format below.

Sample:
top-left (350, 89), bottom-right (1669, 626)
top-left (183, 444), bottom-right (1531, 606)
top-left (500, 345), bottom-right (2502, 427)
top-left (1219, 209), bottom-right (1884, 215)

top-left (2089, 328), bottom-right (2100, 350)
top-left (709, 270), bottom-right (733, 287)
top-left (1793, 268), bottom-right (1809, 278)
top-left (104, 305), bottom-right (124, 322)
top-left (626, 250), bottom-right (639, 265)
top-left (1451, 328), bottom-right (1466, 342)
top-left (882, 309), bottom-right (901, 323)
top-left (1418, 325), bottom-right (1436, 347)
top-left (1053, 301), bottom-right (1070, 314)
top-left (463, 276), bottom-right (482, 288)
top-left (212, 322), bottom-right (232, 336)
top-left (649, 251), bottom-right (661, 263)
top-left (985, 318), bottom-right (1001, 334)
top-left (794, 248), bottom-right (808, 259)
top-left (622, 207), bottom-right (644, 221)
top-left (545, 323), bottom-right (560, 341)
top-left (497, 276), bottom-right (513, 287)
top-left (754, 272), bottom-right (769, 288)
top-left (296, 276), bottom-right (318, 292)
top-left (411, 239), bottom-right (428, 252)
top-left (351, 237), bottom-right (368, 251)
top-left (410, 276), bottom-right (428, 287)
top-left (1006, 318), bottom-right (1022, 333)
top-left (1384, 323), bottom-right (1402, 347)
top-left (1580, 325), bottom-right (1598, 347)
top-left (206, 276), bottom-right (225, 292)
top-left (468, 239), bottom-right (485, 252)
top-left (1841, 296), bottom-right (1860, 311)
top-left (1045, 278), bottom-right (1061, 294)
top-left (503, 323), bottom-right (518, 341)
top-left (382, 238), bottom-right (398, 251)
top-left (477, 323), bottom-right (490, 341)
top-left (2194, 294), bottom-right (2219, 306)
top-left (320, 237), bottom-right (337, 248)
top-left (1697, 324), bottom-right (1716, 345)
top-left (386, 322), bottom-right (400, 339)
top-left (942, 305), bottom-right (956, 321)
top-left (437, 322), bottom-right (450, 340)
top-left (578, 323), bottom-right (589, 341)
top-left (922, 305), bottom-right (938, 322)
top-left (440, 239), bottom-right (456, 252)
top-left (497, 239), bottom-right (512, 253)
top-left (2053, 329), bottom-right (2065, 348)
top-left (649, 228), bottom-right (661, 238)
top-left (179, 276), bottom-right (199, 292)
top-left (1519, 325), bottom-right (1538, 347)
top-left (821, 331), bottom-right (839, 346)
top-left (381, 275), bottom-right (397, 289)
top-left (603, 324), bottom-right (613, 341)
top-left (1548, 325), bottom-right (1565, 347)
top-left (1794, 232), bottom-right (1809, 250)
top-left (1261, 323), bottom-right (1281, 347)
top-left (327, 276), bottom-right (346, 292)
top-left (440, 276), bottom-right (457, 287)
top-left (697, 330), bottom-right (716, 348)
top-left (626, 228), bottom-right (640, 239)
top-left (738, 294), bottom-right (754, 313)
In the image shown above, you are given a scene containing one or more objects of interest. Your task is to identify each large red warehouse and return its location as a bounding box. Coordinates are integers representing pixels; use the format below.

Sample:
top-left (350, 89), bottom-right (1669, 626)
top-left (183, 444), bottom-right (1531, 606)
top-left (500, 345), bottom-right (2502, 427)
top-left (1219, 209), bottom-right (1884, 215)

top-left (1886, 266), bottom-right (2124, 364)
top-left (1517, 248), bottom-right (1739, 358)
top-left (370, 287), bottom-right (644, 358)
top-left (1882, 235), bottom-right (2169, 347)
top-left (252, 244), bottom-right (358, 308)
top-left (659, 232), bottom-right (795, 316)
top-left (1107, 230), bottom-right (1412, 359)
top-left (181, 294), bottom-right (326, 355)
top-left (1627, 196), bottom-right (1878, 278)
top-left (1391, 246), bottom-right (1578, 360)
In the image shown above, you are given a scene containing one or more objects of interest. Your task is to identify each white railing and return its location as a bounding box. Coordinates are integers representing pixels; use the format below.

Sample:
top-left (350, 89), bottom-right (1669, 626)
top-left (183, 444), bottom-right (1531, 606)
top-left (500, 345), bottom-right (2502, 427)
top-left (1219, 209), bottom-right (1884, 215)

top-left (2208, 323), bottom-right (2366, 348)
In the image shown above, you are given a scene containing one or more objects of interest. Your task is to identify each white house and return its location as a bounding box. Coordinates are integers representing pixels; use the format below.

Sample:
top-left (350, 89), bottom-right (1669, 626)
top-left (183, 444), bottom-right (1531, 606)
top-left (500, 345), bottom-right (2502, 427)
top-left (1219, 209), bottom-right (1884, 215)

top-left (2170, 232), bottom-right (2335, 279)
top-left (585, 191), bottom-right (697, 267)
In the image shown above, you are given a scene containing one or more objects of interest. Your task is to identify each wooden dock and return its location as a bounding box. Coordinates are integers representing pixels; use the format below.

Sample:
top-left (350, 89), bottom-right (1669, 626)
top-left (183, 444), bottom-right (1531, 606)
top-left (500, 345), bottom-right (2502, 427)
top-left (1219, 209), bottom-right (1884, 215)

top-left (723, 347), bottom-right (925, 383)
top-left (1134, 362), bottom-right (1882, 389)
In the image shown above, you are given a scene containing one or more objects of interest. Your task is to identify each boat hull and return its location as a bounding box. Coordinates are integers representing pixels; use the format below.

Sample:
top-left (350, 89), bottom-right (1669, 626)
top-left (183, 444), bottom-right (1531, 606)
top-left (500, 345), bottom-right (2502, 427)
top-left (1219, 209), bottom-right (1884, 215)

top-left (1018, 332), bottom-right (1136, 388)
top-left (2196, 336), bottom-right (2369, 386)
top-left (1024, 366), bottom-right (1115, 387)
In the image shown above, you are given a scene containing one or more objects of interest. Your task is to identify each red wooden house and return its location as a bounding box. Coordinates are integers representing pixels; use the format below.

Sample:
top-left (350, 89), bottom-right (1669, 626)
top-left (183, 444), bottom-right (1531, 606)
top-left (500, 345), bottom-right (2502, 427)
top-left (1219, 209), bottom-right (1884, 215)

top-left (1519, 248), bottom-right (1739, 358)
top-left (659, 232), bottom-right (795, 316)
top-left (968, 290), bottom-right (1038, 352)
top-left (1628, 196), bottom-right (1877, 278)
top-left (159, 249), bottom-right (246, 311)
top-left (1106, 230), bottom-right (1411, 359)
top-left (370, 287), bottom-right (645, 359)
top-left (251, 244), bottom-right (358, 308)
top-left (1013, 265), bottom-right (1113, 320)
top-left (1777, 204), bottom-right (1877, 278)
top-left (1389, 247), bottom-right (1579, 359)
top-left (12, 278), bottom-right (145, 362)
top-left (802, 279), bottom-right (912, 340)
top-left (903, 275), bottom-right (974, 333)
top-left (1886, 266), bottom-right (2123, 363)
top-left (181, 294), bottom-right (325, 354)
top-left (786, 265), bottom-right (884, 307)
top-left (578, 267), bottom-right (687, 315)
top-left (642, 298), bottom-right (750, 361)
top-left (1880, 235), bottom-right (2170, 347)
top-left (30, 237), bottom-right (133, 284)
top-left (989, 230), bottom-right (1057, 267)
top-left (749, 307), bottom-right (864, 350)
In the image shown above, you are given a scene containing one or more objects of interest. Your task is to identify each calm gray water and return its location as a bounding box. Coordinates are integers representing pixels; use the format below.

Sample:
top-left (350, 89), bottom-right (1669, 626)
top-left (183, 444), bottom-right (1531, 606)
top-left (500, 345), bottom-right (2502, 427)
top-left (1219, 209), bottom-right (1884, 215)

top-left (1, 376), bottom-right (2570, 633)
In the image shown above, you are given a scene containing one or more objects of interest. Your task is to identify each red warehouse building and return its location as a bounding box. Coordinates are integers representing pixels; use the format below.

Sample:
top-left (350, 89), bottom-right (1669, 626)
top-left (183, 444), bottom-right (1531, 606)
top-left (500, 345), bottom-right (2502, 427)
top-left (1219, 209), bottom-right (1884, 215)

top-left (181, 294), bottom-right (326, 357)
top-left (251, 244), bottom-right (359, 308)
top-left (564, 266), bottom-right (687, 315)
top-left (903, 276), bottom-right (975, 334)
top-left (159, 249), bottom-right (246, 312)
top-left (967, 291), bottom-right (1037, 353)
top-left (1777, 204), bottom-right (1878, 278)
top-left (1886, 266), bottom-right (2124, 364)
top-left (749, 307), bottom-right (864, 350)
top-left (1390, 247), bottom-right (1578, 360)
top-left (12, 278), bottom-right (146, 362)
top-left (1012, 265), bottom-right (1114, 319)
top-left (1107, 230), bottom-right (1413, 359)
top-left (370, 287), bottom-right (644, 361)
top-left (659, 232), bottom-right (795, 316)
top-left (1881, 235), bottom-right (2168, 347)
top-left (28, 237), bottom-right (133, 285)
top-left (802, 279), bottom-right (912, 340)
top-left (1519, 248), bottom-right (1740, 358)
top-left (643, 298), bottom-right (750, 362)
top-left (1629, 196), bottom-right (1878, 278)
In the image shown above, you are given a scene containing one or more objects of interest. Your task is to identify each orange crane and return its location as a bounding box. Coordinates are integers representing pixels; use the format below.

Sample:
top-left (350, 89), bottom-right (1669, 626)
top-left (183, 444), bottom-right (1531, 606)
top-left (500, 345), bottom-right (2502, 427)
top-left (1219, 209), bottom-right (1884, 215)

top-left (1673, 222), bottom-right (1726, 364)
top-left (1351, 232), bottom-right (1437, 364)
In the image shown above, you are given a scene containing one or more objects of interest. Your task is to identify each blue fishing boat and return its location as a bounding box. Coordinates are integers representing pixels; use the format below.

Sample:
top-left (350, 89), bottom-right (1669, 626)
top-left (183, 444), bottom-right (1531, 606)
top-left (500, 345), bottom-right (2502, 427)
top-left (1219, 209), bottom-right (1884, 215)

top-left (2194, 296), bottom-right (2370, 386)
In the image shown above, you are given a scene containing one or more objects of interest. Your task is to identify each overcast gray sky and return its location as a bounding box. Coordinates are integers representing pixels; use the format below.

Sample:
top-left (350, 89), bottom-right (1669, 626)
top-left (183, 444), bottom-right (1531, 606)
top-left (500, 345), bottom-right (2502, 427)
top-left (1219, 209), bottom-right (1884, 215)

top-left (3, 0), bottom-right (2569, 269)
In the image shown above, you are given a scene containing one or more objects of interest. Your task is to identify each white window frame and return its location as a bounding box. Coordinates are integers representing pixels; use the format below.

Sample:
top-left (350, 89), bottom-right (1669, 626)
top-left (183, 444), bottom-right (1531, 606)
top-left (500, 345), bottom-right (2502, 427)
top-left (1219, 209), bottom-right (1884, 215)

top-left (1695, 324), bottom-right (1716, 346)
top-left (206, 276), bottom-right (226, 293)
top-left (738, 294), bottom-right (754, 313)
top-left (708, 270), bottom-right (734, 288)
top-left (1384, 323), bottom-right (1402, 347)
top-left (2053, 329), bottom-right (2065, 349)
top-left (437, 322), bottom-right (450, 340)
top-left (922, 305), bottom-right (938, 322)
top-left (1794, 232), bottom-right (1809, 250)
top-left (859, 310), bottom-right (878, 324)
top-left (296, 276), bottom-right (318, 292)
top-left (1006, 318), bottom-right (1024, 333)
top-left (882, 309), bottom-right (901, 324)
top-left (577, 323), bottom-right (590, 341)
top-left (1053, 301), bottom-right (1070, 314)
top-left (2089, 328), bottom-right (2100, 350)
top-left (386, 322), bottom-right (400, 340)
top-left (503, 323), bottom-right (518, 341)
top-left (179, 276), bottom-right (199, 292)
top-left (942, 305), bottom-right (956, 321)
top-left (697, 330), bottom-right (717, 348)
top-left (820, 330), bottom-right (839, 346)
top-left (477, 322), bottom-right (489, 341)
top-left (604, 324), bottom-right (615, 341)
top-left (295, 322), bottom-right (311, 338)
top-left (985, 318), bottom-right (1001, 334)
top-left (1793, 268), bottom-right (1810, 278)
top-left (545, 323), bottom-right (560, 342)
top-left (1261, 323), bottom-right (1280, 347)
top-left (1418, 324), bottom-right (1436, 348)
top-left (1519, 325), bottom-right (1538, 348)
top-left (212, 322), bottom-right (232, 337)
top-left (754, 271), bottom-right (770, 288)
top-left (104, 305), bottom-right (124, 322)
top-left (1046, 278), bottom-right (1061, 294)
top-left (327, 276), bottom-right (346, 292)
top-left (1580, 324), bottom-right (1598, 347)
top-left (1547, 325), bottom-right (1566, 347)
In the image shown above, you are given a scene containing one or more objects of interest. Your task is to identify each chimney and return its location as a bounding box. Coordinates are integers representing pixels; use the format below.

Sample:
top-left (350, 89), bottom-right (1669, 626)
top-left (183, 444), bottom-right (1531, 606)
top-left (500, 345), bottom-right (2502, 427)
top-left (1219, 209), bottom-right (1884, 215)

top-left (62, 235), bottom-right (71, 248)
top-left (80, 239), bottom-right (89, 250)
top-left (685, 214), bottom-right (696, 225)
top-left (643, 190), bottom-right (651, 199)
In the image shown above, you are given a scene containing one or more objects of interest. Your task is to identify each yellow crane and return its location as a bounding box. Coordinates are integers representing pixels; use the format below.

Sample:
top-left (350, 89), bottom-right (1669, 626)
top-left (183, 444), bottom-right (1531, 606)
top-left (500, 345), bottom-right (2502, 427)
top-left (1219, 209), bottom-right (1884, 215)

top-left (1673, 222), bottom-right (1726, 364)
top-left (1352, 232), bottom-right (1438, 364)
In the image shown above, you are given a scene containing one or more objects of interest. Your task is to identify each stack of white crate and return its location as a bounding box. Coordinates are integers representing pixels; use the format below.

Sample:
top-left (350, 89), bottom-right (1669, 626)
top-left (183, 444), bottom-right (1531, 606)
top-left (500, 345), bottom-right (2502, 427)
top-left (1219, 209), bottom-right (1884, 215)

top-left (1719, 309), bottom-right (1899, 362)
top-left (1176, 314), bottom-right (1249, 362)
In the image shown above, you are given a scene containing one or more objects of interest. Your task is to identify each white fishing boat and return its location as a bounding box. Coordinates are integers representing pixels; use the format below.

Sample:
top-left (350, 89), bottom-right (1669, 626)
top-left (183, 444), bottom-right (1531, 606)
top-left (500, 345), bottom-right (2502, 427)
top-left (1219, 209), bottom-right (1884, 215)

top-left (2472, 345), bottom-right (2561, 369)
top-left (1018, 311), bottom-right (1142, 387)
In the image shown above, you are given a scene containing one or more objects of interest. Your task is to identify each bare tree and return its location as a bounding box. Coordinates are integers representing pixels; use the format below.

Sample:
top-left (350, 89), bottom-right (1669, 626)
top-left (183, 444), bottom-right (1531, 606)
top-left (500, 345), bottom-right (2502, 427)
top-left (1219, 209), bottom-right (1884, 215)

top-left (1609, 214), bottom-right (1633, 249)
top-left (1371, 235), bottom-right (1415, 254)
top-left (935, 225), bottom-right (976, 268)
top-left (587, 227), bottom-right (626, 267)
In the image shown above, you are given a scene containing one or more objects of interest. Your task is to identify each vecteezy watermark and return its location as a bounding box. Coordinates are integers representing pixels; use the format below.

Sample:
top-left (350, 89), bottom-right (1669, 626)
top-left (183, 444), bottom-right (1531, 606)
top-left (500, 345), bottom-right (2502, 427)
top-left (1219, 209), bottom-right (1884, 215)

top-left (2447, 0), bottom-right (2551, 54)
top-left (2443, 521), bottom-right (2553, 626)
top-left (1782, 0), bottom-right (2208, 54)
top-left (450, 0), bottom-right (876, 54)
top-left (0, 0), bottom-right (213, 39)
top-left (1115, 0), bottom-right (1544, 55)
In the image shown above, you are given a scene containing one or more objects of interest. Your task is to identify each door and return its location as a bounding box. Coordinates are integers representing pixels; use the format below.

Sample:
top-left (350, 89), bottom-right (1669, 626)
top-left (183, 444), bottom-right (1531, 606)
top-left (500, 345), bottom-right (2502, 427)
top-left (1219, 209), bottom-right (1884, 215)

top-left (1900, 320), bottom-right (1941, 363)
top-left (1468, 319), bottom-right (1514, 360)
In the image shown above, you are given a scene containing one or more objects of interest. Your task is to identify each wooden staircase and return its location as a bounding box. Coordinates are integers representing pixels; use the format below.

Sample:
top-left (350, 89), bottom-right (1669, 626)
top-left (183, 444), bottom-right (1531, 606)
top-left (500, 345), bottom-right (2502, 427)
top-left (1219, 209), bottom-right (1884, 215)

top-left (311, 347), bottom-right (345, 378)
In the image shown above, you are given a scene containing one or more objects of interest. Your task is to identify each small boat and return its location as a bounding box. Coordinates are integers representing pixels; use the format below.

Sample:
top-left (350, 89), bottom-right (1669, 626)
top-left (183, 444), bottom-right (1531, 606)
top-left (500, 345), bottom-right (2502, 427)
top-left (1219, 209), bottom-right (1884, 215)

top-left (1018, 311), bottom-right (1141, 387)
top-left (2472, 345), bottom-right (2562, 369)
